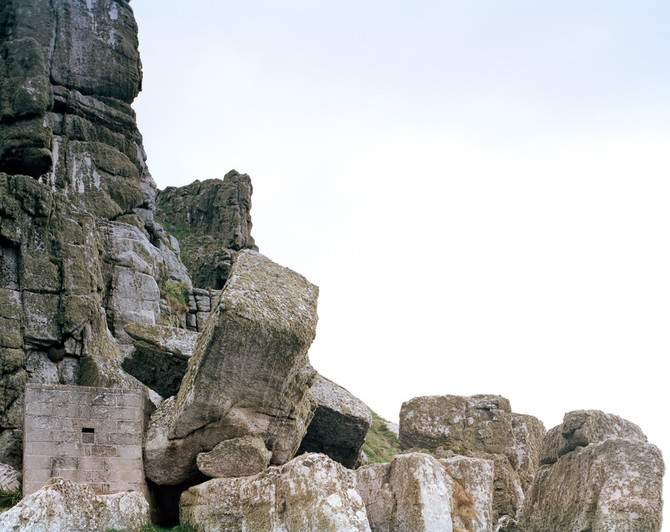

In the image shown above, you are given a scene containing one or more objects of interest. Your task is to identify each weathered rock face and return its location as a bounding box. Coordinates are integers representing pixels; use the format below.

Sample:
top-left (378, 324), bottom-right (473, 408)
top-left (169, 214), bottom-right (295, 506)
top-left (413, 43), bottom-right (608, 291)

top-left (180, 453), bottom-right (371, 532)
top-left (298, 374), bottom-right (372, 468)
top-left (144, 250), bottom-right (319, 485)
top-left (439, 455), bottom-right (495, 532)
top-left (196, 435), bottom-right (272, 479)
top-left (121, 322), bottom-right (198, 398)
top-left (0, 0), bottom-right (194, 467)
top-left (539, 409), bottom-right (647, 465)
top-left (399, 394), bottom-right (545, 523)
top-left (357, 453), bottom-right (452, 532)
top-left (518, 410), bottom-right (664, 531)
top-left (156, 171), bottom-right (258, 289)
top-left (0, 462), bottom-right (19, 491)
top-left (0, 477), bottom-right (149, 532)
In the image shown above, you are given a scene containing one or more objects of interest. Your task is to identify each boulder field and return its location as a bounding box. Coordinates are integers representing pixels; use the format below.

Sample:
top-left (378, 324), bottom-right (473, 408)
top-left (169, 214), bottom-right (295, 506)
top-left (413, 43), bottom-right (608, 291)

top-left (0, 0), bottom-right (664, 531)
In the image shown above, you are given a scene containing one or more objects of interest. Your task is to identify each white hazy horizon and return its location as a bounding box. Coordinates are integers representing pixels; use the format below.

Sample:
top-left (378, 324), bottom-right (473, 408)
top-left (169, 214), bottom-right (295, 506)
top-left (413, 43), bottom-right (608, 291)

top-left (131, 0), bottom-right (668, 521)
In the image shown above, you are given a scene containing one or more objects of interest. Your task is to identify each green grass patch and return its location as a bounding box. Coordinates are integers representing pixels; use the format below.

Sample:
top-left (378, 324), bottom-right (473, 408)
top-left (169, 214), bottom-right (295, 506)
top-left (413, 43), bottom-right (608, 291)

top-left (362, 410), bottom-right (402, 463)
top-left (0, 486), bottom-right (22, 510)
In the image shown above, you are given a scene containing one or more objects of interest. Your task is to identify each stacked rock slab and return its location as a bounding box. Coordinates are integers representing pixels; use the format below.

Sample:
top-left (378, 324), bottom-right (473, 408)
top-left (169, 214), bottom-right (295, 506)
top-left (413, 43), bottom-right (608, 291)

top-left (518, 410), bottom-right (664, 531)
top-left (0, 0), bottom-right (192, 470)
top-left (0, 477), bottom-right (149, 532)
top-left (196, 436), bottom-right (272, 479)
top-left (144, 250), bottom-right (319, 486)
top-left (156, 172), bottom-right (258, 290)
top-left (180, 453), bottom-right (370, 532)
top-left (399, 394), bottom-right (545, 523)
top-left (121, 323), bottom-right (199, 398)
top-left (299, 374), bottom-right (372, 468)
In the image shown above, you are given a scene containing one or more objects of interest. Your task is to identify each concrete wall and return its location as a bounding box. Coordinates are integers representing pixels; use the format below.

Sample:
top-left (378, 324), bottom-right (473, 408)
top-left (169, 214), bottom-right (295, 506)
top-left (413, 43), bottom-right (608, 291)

top-left (23, 384), bottom-right (146, 497)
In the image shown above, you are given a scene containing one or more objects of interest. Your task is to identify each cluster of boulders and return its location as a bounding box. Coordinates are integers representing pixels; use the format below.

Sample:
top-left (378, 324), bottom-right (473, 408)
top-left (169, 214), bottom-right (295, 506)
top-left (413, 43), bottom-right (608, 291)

top-left (0, 1), bottom-right (664, 531)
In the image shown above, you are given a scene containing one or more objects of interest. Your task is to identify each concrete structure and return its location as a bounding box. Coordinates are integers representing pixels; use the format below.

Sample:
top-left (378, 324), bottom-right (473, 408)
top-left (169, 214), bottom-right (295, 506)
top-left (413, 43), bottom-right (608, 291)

top-left (23, 384), bottom-right (146, 497)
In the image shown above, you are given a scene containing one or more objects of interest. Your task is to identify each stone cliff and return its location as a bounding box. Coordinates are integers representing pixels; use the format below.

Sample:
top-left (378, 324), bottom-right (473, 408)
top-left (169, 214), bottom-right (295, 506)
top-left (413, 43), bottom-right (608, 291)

top-left (0, 1), bottom-right (664, 531)
top-left (0, 0), bottom-right (189, 470)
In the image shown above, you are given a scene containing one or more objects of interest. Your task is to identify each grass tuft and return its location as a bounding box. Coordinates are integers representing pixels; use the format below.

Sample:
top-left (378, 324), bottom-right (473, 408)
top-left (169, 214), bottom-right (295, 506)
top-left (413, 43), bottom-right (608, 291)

top-left (362, 410), bottom-right (402, 463)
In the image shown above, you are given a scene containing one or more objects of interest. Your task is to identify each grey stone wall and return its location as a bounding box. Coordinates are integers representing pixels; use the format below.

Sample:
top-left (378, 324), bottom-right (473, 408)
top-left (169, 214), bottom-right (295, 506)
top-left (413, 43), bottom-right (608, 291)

top-left (22, 384), bottom-right (146, 498)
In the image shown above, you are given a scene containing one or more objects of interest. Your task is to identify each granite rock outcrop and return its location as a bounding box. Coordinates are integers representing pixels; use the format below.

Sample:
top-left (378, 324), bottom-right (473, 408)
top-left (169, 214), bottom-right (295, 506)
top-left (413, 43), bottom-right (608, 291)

top-left (399, 394), bottom-right (545, 523)
top-left (180, 453), bottom-right (370, 532)
top-left (0, 477), bottom-right (149, 532)
top-left (518, 410), bottom-right (664, 531)
top-left (0, 1), bottom-right (664, 531)
top-left (156, 172), bottom-right (258, 290)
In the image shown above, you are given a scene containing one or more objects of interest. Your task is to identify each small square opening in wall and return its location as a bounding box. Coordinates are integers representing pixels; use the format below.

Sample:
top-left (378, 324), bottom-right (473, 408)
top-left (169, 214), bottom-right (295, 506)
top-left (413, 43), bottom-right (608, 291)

top-left (81, 427), bottom-right (95, 444)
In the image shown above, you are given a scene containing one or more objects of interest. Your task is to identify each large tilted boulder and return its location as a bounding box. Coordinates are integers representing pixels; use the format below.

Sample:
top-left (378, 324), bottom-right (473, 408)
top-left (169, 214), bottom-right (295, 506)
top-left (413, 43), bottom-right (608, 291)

top-left (180, 453), bottom-right (370, 532)
top-left (0, 477), bottom-right (149, 532)
top-left (122, 323), bottom-right (199, 398)
top-left (399, 394), bottom-right (544, 522)
top-left (196, 435), bottom-right (272, 479)
top-left (144, 250), bottom-right (319, 485)
top-left (518, 410), bottom-right (664, 531)
top-left (298, 374), bottom-right (372, 468)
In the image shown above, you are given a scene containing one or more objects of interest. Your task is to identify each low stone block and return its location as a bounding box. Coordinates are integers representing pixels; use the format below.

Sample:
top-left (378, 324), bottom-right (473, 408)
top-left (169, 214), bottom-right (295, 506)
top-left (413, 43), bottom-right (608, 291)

top-left (196, 436), bottom-right (272, 479)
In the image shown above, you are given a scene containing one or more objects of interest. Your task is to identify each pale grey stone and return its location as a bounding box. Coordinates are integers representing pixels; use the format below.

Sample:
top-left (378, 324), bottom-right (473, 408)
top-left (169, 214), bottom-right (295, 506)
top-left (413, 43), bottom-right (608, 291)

top-left (540, 409), bottom-right (647, 465)
top-left (357, 452), bottom-right (455, 532)
top-left (439, 456), bottom-right (494, 532)
top-left (0, 478), bottom-right (149, 532)
top-left (181, 453), bottom-right (370, 532)
top-left (196, 436), bottom-right (272, 478)
top-left (399, 394), bottom-right (544, 522)
top-left (0, 463), bottom-right (20, 491)
top-left (519, 438), bottom-right (664, 531)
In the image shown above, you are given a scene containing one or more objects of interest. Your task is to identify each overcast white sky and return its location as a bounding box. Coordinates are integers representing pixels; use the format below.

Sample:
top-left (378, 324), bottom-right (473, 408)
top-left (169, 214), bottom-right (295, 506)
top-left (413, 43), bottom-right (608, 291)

top-left (131, 0), bottom-right (669, 512)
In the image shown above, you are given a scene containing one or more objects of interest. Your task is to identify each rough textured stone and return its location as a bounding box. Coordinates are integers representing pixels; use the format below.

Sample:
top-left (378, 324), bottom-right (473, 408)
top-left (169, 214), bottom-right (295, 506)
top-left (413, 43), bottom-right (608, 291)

top-left (0, 0), bottom-right (192, 469)
top-left (299, 374), bottom-right (372, 468)
top-left (121, 322), bottom-right (198, 398)
top-left (156, 171), bottom-right (258, 289)
top-left (356, 452), bottom-right (456, 532)
top-left (180, 453), bottom-right (370, 532)
top-left (144, 250), bottom-right (318, 485)
top-left (196, 435), bottom-right (272, 479)
top-left (0, 462), bottom-right (20, 491)
top-left (519, 437), bottom-right (664, 531)
top-left (399, 394), bottom-right (544, 523)
top-left (539, 409), bottom-right (647, 465)
top-left (439, 456), bottom-right (494, 532)
top-left (0, 477), bottom-right (149, 532)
